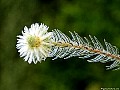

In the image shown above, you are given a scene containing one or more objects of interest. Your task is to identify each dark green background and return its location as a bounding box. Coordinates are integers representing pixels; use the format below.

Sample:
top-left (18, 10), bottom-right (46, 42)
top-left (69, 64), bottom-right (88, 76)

top-left (0, 0), bottom-right (120, 90)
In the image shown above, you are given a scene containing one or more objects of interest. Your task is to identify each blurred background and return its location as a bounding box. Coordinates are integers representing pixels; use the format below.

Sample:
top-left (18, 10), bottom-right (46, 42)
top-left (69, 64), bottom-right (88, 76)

top-left (0, 0), bottom-right (120, 90)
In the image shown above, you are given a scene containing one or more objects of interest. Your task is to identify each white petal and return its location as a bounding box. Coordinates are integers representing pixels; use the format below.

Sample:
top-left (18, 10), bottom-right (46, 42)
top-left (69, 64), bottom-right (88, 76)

top-left (39, 48), bottom-right (47, 57)
top-left (28, 51), bottom-right (33, 64)
top-left (41, 32), bottom-right (53, 40)
top-left (24, 52), bottom-right (30, 61)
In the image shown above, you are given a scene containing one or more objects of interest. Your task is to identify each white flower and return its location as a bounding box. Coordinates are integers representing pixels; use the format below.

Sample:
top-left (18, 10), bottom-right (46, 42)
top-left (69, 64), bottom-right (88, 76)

top-left (16, 23), bottom-right (53, 64)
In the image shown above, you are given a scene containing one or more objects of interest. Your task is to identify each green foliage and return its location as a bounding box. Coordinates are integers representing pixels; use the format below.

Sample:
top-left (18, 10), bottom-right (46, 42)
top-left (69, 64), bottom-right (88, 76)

top-left (0, 0), bottom-right (120, 90)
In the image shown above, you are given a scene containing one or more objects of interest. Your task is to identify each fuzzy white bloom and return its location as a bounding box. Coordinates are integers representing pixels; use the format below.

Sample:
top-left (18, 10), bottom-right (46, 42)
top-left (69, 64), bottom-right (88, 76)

top-left (16, 23), bottom-right (53, 64)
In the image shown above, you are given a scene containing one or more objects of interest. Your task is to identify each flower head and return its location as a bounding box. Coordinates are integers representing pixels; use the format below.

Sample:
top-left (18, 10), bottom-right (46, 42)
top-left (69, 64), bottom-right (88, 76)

top-left (16, 23), bottom-right (53, 64)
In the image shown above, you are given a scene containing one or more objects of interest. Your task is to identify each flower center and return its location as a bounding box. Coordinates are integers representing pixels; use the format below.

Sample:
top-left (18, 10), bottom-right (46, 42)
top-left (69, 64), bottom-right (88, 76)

top-left (27, 36), bottom-right (41, 48)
